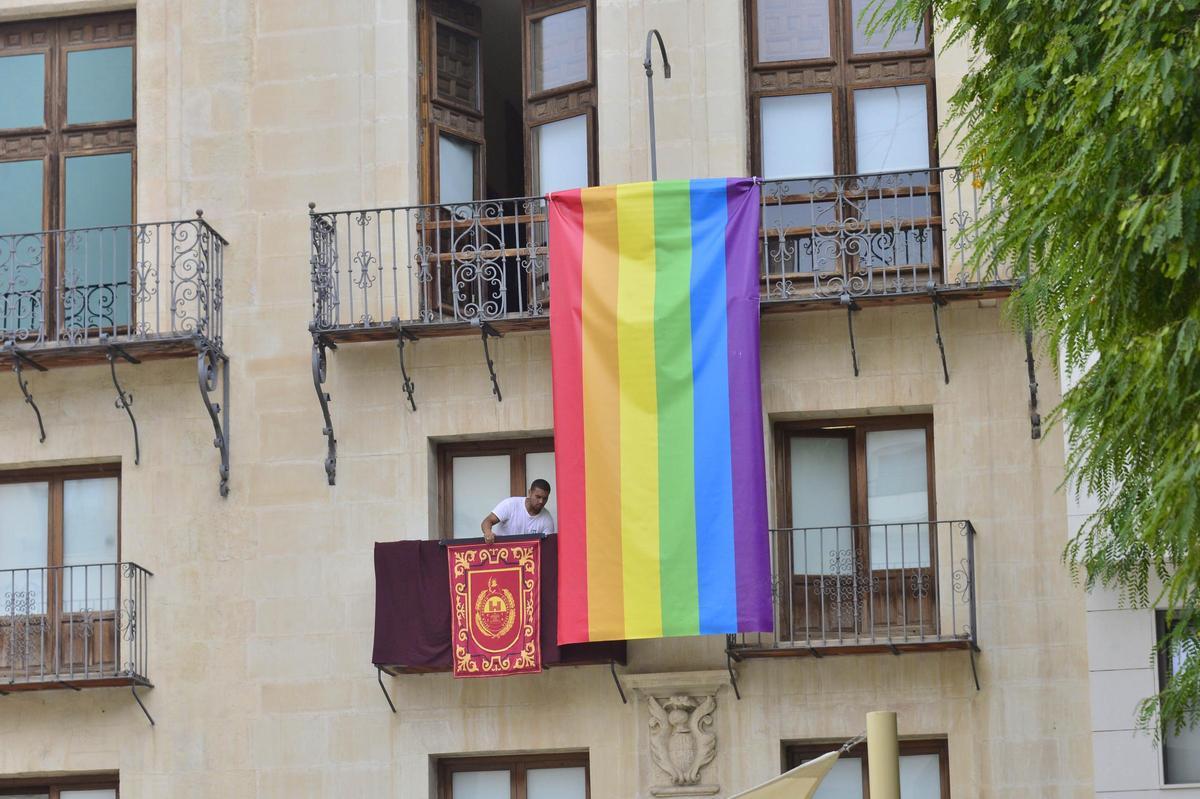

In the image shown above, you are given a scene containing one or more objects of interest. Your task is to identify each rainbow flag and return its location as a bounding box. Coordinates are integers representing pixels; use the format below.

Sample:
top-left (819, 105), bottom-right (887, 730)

top-left (548, 178), bottom-right (772, 644)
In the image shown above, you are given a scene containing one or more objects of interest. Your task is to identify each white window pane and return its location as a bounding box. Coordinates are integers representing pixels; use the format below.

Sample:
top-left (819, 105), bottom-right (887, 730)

top-left (5, 794), bottom-right (49, 799)
top-left (453, 454), bottom-right (511, 538)
top-left (527, 766), bottom-right (586, 799)
top-left (899, 753), bottom-right (942, 797)
top-left (62, 791), bottom-right (118, 799)
top-left (852, 0), bottom-right (925, 54)
top-left (63, 477), bottom-right (119, 612)
top-left (0, 53), bottom-right (45, 129)
top-left (854, 85), bottom-right (930, 173)
top-left (67, 46), bottom-right (134, 124)
top-left (757, 0), bottom-right (829, 61)
top-left (0, 481), bottom-right (48, 615)
top-left (790, 437), bottom-right (853, 575)
top-left (451, 769), bottom-right (511, 799)
top-left (811, 755), bottom-right (863, 798)
top-left (867, 429), bottom-right (929, 569)
top-left (531, 7), bottom-right (588, 91)
top-left (525, 451), bottom-right (557, 526)
top-left (439, 134), bottom-right (478, 205)
top-left (533, 114), bottom-right (588, 195)
top-left (760, 94), bottom-right (834, 179)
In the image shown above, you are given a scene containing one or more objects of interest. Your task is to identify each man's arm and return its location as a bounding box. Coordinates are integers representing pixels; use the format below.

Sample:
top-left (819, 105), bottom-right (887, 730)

top-left (481, 512), bottom-right (501, 544)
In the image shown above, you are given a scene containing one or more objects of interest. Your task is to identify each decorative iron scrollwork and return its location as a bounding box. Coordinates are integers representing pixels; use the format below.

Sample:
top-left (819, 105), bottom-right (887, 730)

top-left (7, 344), bottom-right (47, 443)
top-left (311, 337), bottom-right (337, 485)
top-left (198, 349), bottom-right (231, 497)
top-left (106, 342), bottom-right (142, 465)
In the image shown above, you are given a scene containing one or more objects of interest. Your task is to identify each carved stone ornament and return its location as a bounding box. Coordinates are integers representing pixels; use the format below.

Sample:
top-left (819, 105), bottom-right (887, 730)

top-left (619, 669), bottom-right (733, 798)
top-left (646, 694), bottom-right (719, 797)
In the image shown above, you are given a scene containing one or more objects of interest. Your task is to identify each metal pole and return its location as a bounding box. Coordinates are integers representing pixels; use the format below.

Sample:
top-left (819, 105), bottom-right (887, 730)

top-left (643, 30), bottom-right (671, 181)
top-left (866, 711), bottom-right (901, 799)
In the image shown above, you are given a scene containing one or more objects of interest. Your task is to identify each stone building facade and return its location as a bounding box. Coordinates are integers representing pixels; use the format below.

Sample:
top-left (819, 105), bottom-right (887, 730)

top-left (0, 0), bottom-right (1098, 796)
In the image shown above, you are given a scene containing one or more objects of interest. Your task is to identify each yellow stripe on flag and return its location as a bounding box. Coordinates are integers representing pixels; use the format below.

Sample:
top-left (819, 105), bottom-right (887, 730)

top-left (615, 182), bottom-right (662, 638)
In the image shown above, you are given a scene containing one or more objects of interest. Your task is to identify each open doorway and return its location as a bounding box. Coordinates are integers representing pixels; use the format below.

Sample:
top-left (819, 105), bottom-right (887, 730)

top-left (418, 0), bottom-right (596, 205)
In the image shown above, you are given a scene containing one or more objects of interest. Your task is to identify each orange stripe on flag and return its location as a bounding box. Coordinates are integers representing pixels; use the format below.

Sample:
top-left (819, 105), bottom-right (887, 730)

top-left (580, 186), bottom-right (625, 640)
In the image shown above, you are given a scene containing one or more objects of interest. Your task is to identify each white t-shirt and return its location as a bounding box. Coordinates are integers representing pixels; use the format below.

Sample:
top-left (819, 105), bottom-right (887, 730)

top-left (490, 496), bottom-right (555, 536)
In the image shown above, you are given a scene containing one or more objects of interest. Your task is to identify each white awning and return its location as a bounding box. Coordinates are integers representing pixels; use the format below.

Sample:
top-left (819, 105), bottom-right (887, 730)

top-left (727, 750), bottom-right (840, 799)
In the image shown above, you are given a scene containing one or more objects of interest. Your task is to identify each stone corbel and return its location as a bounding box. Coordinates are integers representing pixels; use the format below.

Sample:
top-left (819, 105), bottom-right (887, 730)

top-left (619, 670), bottom-right (734, 798)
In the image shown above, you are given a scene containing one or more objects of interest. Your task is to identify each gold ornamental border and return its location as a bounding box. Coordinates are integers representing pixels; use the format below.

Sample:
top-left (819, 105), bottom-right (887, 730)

top-left (450, 541), bottom-right (540, 676)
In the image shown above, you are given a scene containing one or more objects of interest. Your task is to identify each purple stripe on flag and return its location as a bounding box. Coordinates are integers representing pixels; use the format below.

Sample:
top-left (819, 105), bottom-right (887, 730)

top-left (723, 178), bottom-right (772, 630)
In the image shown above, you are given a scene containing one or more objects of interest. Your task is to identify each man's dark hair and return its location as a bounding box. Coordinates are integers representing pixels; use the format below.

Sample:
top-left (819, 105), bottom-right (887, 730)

top-left (530, 478), bottom-right (552, 494)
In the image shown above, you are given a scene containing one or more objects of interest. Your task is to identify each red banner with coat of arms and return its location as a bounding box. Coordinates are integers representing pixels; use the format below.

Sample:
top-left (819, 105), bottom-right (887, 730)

top-left (447, 540), bottom-right (541, 677)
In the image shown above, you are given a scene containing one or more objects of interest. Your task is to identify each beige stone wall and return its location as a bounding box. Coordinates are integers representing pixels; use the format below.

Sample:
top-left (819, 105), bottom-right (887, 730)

top-left (0, 0), bottom-right (1093, 796)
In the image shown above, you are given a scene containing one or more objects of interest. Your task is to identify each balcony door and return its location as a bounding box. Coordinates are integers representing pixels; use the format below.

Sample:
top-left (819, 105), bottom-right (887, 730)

top-left (0, 13), bottom-right (136, 338)
top-left (748, 0), bottom-right (942, 291)
top-left (413, 0), bottom-right (594, 322)
top-left (418, 0), bottom-right (595, 205)
top-left (0, 466), bottom-right (120, 681)
top-left (777, 416), bottom-right (936, 642)
top-left (438, 437), bottom-right (556, 539)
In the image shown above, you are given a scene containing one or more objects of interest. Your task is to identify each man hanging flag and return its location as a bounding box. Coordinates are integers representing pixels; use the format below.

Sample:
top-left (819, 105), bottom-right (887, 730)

top-left (547, 178), bottom-right (772, 644)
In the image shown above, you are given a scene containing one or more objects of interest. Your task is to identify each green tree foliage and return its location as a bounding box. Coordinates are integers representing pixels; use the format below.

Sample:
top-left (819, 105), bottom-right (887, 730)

top-left (878, 0), bottom-right (1200, 731)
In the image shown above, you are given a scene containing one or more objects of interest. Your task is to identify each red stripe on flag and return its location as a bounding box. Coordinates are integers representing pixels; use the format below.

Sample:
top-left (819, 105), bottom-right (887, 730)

top-left (548, 189), bottom-right (589, 643)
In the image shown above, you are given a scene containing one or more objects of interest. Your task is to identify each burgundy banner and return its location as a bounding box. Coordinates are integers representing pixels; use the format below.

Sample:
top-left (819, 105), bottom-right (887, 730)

top-left (448, 540), bottom-right (541, 677)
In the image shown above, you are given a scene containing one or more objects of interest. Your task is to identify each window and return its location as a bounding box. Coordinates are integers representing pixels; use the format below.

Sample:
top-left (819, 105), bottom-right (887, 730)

top-left (775, 416), bottom-right (935, 638)
top-left (785, 739), bottom-right (948, 798)
top-left (0, 774), bottom-right (117, 798)
top-left (418, 0), bottom-right (595, 203)
top-left (0, 466), bottom-right (120, 678)
top-left (0, 13), bottom-right (136, 333)
top-left (438, 438), bottom-right (556, 538)
top-left (747, 0), bottom-right (934, 178)
top-left (1157, 611), bottom-right (1200, 785)
top-left (438, 753), bottom-right (588, 799)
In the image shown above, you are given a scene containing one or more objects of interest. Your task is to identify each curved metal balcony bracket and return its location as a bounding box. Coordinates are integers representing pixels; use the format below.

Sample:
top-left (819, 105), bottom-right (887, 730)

top-left (312, 336), bottom-right (338, 485)
top-left (104, 339), bottom-right (142, 466)
top-left (395, 324), bottom-right (417, 412)
top-left (928, 288), bottom-right (950, 385)
top-left (377, 667), bottom-right (397, 714)
top-left (478, 321), bottom-right (503, 402)
top-left (1024, 326), bottom-right (1042, 440)
top-left (131, 684), bottom-right (155, 726)
top-left (198, 348), bottom-right (231, 498)
top-left (5, 342), bottom-right (47, 443)
top-left (840, 294), bottom-right (861, 377)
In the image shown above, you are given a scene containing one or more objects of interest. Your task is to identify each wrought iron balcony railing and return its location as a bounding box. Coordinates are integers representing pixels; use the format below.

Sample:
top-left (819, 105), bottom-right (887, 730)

top-left (1, 562), bottom-right (151, 692)
top-left (727, 521), bottom-right (978, 658)
top-left (307, 166), bottom-right (1008, 338)
top-left (0, 215), bottom-right (227, 357)
top-left (0, 216), bottom-right (232, 497)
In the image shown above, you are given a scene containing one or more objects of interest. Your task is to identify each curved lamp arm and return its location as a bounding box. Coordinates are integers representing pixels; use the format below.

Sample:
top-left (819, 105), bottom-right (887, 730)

top-left (644, 29), bottom-right (671, 180)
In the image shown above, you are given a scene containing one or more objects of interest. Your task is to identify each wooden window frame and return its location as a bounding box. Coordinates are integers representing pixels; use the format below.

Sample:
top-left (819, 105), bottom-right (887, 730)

top-left (0, 11), bottom-right (137, 336)
top-left (0, 463), bottom-right (123, 573)
top-left (522, 0), bottom-right (598, 196)
top-left (437, 437), bottom-right (555, 539)
top-left (773, 414), bottom-right (936, 529)
top-left (0, 772), bottom-right (118, 797)
top-left (416, 0), bottom-right (596, 204)
top-left (785, 738), bottom-right (949, 798)
top-left (745, 0), bottom-right (937, 177)
top-left (438, 752), bottom-right (590, 799)
top-left (523, 0), bottom-right (595, 102)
